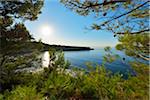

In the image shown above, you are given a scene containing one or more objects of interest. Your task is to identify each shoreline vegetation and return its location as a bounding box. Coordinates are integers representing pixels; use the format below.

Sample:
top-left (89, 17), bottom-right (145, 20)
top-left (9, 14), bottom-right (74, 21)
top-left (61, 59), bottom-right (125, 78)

top-left (13, 41), bottom-right (94, 54)
top-left (38, 42), bottom-right (94, 51)
top-left (0, 41), bottom-right (94, 56)
top-left (0, 0), bottom-right (149, 99)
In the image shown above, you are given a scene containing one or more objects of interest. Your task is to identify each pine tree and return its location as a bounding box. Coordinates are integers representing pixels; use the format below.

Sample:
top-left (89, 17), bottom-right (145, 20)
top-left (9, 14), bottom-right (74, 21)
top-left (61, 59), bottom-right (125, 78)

top-left (61, 0), bottom-right (149, 60)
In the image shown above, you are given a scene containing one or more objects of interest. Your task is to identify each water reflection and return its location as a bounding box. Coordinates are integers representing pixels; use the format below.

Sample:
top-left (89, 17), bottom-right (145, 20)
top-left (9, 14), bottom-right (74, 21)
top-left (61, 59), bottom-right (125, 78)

top-left (42, 51), bottom-right (49, 68)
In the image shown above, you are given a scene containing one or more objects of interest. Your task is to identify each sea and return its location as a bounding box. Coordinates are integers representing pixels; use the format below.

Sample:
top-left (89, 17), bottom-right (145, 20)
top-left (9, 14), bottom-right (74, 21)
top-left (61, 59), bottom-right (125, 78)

top-left (42, 48), bottom-right (137, 78)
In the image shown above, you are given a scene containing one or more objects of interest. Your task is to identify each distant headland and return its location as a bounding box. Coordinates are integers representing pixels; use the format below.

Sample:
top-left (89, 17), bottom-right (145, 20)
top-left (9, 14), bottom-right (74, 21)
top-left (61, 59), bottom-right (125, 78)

top-left (36, 42), bottom-right (94, 51)
top-left (0, 41), bottom-right (94, 56)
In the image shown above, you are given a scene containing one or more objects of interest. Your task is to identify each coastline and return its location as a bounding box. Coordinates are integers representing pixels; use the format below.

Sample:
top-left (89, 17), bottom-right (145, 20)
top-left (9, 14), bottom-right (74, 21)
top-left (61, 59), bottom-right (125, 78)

top-left (36, 42), bottom-right (94, 51)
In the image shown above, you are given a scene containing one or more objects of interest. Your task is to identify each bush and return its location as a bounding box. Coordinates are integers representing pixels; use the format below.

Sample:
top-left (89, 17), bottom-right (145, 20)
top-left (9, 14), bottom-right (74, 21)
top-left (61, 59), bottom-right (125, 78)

top-left (6, 86), bottom-right (43, 100)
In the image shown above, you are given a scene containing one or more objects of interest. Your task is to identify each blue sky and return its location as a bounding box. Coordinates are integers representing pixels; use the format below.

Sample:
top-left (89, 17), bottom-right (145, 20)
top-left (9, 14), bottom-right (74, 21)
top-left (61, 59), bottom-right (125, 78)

top-left (25, 0), bottom-right (118, 48)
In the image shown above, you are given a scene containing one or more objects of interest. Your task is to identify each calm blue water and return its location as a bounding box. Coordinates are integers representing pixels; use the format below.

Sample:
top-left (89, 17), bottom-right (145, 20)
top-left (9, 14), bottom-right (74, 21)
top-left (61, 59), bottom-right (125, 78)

top-left (64, 48), bottom-right (136, 77)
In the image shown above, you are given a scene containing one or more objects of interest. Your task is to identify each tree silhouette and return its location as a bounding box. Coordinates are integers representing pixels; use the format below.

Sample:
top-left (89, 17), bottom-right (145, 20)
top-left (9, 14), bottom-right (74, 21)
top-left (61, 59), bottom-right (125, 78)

top-left (0, 0), bottom-right (44, 92)
top-left (0, 0), bottom-right (43, 46)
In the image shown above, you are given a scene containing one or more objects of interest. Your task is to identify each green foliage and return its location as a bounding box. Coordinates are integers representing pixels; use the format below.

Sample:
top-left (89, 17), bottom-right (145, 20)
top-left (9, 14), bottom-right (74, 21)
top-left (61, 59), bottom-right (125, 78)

top-left (0, 1), bottom-right (44, 69)
top-left (117, 62), bottom-right (149, 100)
top-left (2, 60), bottom-right (148, 100)
top-left (0, 50), bottom-right (40, 92)
top-left (59, 2), bottom-right (149, 99)
top-left (0, 0), bottom-right (43, 21)
top-left (6, 86), bottom-right (43, 100)
top-left (1, 53), bottom-right (149, 99)
top-left (0, 0), bottom-right (44, 49)
top-left (0, 94), bottom-right (3, 100)
top-left (116, 33), bottom-right (149, 60)
top-left (0, 0), bottom-right (149, 99)
top-left (103, 46), bottom-right (120, 63)
top-left (41, 71), bottom-right (74, 99)
top-left (0, 42), bottom-right (148, 99)
top-left (60, 0), bottom-right (149, 61)
top-left (47, 49), bottom-right (70, 71)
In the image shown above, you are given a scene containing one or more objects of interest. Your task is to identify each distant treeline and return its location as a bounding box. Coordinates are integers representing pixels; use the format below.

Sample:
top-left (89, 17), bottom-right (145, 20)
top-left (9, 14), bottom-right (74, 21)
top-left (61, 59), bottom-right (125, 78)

top-left (32, 41), bottom-right (94, 51)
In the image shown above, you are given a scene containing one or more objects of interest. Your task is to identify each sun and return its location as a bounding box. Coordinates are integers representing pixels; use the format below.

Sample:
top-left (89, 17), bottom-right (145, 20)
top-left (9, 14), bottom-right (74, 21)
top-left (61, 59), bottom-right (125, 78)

top-left (41, 25), bottom-right (53, 36)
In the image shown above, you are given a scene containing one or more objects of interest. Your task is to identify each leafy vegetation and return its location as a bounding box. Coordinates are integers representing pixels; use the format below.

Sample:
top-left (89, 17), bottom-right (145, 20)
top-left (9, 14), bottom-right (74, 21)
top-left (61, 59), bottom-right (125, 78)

top-left (61, 0), bottom-right (149, 60)
top-left (60, 1), bottom-right (149, 99)
top-left (0, 0), bottom-right (149, 100)
top-left (0, 54), bottom-right (149, 99)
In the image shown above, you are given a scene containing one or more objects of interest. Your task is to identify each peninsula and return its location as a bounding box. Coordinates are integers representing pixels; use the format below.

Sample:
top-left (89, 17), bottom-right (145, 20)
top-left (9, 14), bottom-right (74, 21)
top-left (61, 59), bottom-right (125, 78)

top-left (40, 42), bottom-right (94, 51)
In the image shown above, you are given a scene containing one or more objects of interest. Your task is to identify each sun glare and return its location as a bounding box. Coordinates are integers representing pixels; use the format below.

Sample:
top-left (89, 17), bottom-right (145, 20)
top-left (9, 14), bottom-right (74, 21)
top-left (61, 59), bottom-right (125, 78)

top-left (41, 25), bottom-right (53, 36)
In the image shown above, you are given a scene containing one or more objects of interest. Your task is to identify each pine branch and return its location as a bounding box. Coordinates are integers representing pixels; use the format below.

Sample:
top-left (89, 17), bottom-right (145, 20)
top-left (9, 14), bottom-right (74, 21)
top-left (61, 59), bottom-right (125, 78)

top-left (138, 54), bottom-right (150, 61)
top-left (68, 0), bottom-right (126, 9)
top-left (84, 0), bottom-right (126, 9)
top-left (116, 29), bottom-right (150, 34)
top-left (103, 1), bottom-right (149, 25)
